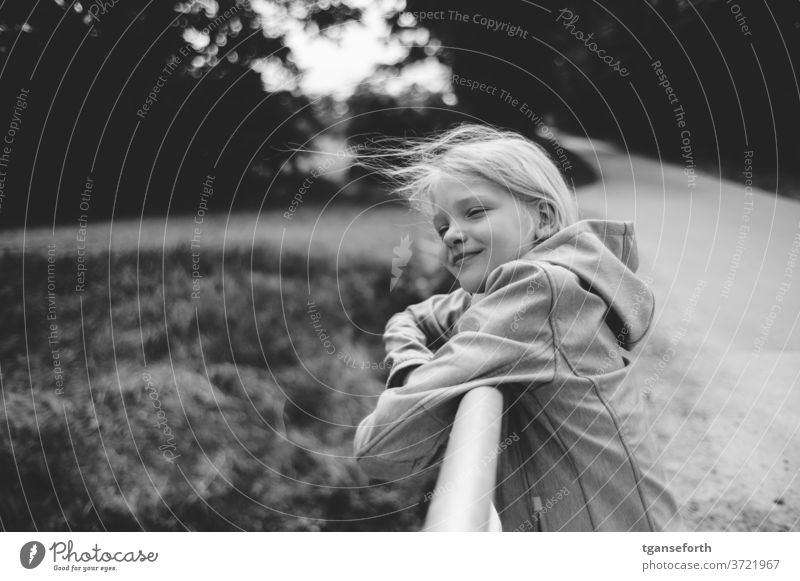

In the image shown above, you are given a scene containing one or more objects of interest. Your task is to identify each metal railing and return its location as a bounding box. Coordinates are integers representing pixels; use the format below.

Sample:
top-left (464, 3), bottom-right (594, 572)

top-left (423, 386), bottom-right (504, 531)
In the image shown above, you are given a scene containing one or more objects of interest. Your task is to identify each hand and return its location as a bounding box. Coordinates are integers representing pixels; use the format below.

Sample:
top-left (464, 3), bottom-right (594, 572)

top-left (387, 290), bottom-right (473, 351)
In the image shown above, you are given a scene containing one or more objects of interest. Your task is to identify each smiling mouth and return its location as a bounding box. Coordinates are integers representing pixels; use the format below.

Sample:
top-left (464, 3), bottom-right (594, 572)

top-left (452, 250), bottom-right (483, 267)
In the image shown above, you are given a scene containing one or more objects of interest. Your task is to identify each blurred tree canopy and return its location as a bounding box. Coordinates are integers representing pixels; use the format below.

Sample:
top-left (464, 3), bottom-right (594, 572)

top-left (388, 0), bottom-right (799, 195)
top-left (0, 0), bottom-right (358, 225)
top-left (0, 0), bottom-right (798, 228)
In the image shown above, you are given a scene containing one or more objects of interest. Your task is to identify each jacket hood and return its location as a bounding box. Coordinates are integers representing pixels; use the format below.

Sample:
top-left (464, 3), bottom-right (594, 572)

top-left (524, 219), bottom-right (654, 349)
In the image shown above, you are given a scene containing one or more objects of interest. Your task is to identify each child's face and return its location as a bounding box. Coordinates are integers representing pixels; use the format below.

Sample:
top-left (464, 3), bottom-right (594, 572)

top-left (429, 176), bottom-right (537, 294)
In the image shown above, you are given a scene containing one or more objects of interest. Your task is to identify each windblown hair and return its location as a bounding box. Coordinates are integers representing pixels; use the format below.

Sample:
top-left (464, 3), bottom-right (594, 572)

top-left (358, 123), bottom-right (578, 237)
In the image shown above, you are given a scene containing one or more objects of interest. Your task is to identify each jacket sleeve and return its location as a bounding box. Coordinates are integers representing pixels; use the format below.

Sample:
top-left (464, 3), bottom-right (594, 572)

top-left (354, 260), bottom-right (556, 481)
top-left (382, 288), bottom-right (473, 388)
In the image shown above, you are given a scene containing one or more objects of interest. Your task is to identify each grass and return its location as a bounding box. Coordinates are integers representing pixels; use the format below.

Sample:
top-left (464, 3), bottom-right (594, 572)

top-left (9, 201), bottom-right (793, 531)
top-left (0, 205), bottom-right (443, 531)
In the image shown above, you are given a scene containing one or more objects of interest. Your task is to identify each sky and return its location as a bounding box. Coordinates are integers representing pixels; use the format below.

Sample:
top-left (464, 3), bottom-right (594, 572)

top-left (247, 0), bottom-right (452, 101)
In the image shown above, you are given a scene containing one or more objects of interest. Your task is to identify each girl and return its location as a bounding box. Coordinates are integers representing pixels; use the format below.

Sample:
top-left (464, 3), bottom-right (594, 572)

top-left (354, 124), bottom-right (682, 531)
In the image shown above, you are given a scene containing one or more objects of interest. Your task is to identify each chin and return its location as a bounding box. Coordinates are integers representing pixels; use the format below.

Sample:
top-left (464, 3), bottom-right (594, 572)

top-left (458, 275), bottom-right (485, 294)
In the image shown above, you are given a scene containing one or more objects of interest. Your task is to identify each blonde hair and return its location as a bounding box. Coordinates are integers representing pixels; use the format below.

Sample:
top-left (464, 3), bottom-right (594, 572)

top-left (359, 123), bottom-right (578, 238)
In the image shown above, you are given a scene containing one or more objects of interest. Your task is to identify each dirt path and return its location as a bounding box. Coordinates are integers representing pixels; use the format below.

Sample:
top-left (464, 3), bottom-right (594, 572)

top-left (565, 135), bottom-right (800, 531)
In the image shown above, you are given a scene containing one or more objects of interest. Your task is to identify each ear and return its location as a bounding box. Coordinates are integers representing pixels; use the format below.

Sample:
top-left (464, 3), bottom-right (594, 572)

top-left (535, 200), bottom-right (558, 240)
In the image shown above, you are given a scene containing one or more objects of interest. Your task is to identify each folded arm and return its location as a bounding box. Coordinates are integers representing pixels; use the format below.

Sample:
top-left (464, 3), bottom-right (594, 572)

top-left (355, 260), bottom-right (556, 481)
top-left (382, 288), bottom-right (473, 388)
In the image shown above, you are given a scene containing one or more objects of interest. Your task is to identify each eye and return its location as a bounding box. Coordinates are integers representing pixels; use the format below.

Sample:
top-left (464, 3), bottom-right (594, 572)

top-left (466, 207), bottom-right (487, 218)
top-left (436, 223), bottom-right (449, 239)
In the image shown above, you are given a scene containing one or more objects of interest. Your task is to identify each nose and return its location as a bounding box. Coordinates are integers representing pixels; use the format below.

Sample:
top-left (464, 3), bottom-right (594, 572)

top-left (441, 222), bottom-right (465, 247)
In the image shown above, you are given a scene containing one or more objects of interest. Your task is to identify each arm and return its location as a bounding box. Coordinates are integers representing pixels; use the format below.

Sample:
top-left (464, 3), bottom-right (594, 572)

top-left (355, 260), bottom-right (556, 481)
top-left (383, 288), bottom-right (473, 388)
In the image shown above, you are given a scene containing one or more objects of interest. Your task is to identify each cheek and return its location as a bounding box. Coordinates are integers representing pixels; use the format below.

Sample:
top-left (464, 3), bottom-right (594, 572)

top-left (515, 210), bottom-right (535, 238)
top-left (505, 212), bottom-right (535, 250)
top-left (437, 243), bottom-right (448, 264)
top-left (489, 224), bottom-right (529, 261)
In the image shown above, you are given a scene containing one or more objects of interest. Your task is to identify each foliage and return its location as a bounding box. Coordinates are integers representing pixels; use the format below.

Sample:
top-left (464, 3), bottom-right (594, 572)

top-left (0, 223), bottom-right (439, 531)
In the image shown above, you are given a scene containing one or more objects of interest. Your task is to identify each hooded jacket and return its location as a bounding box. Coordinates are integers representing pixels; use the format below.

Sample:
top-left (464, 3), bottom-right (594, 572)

top-left (354, 219), bottom-right (682, 531)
